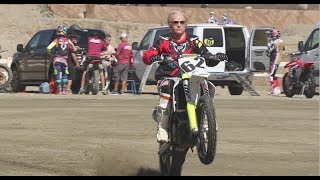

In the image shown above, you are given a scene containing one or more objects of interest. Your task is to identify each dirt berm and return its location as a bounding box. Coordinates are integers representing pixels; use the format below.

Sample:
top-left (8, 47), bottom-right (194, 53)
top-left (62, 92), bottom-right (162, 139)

top-left (0, 4), bottom-right (318, 59)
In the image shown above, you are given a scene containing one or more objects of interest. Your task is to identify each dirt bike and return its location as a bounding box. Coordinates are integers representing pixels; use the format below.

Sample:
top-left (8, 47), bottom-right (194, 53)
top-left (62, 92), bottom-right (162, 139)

top-left (83, 53), bottom-right (104, 95)
top-left (282, 52), bottom-right (316, 98)
top-left (156, 53), bottom-right (227, 176)
top-left (0, 49), bottom-right (13, 92)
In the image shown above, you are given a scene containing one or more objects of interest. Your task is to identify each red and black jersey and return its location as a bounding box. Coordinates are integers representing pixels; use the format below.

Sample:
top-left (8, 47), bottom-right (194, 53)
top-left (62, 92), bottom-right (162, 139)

top-left (142, 33), bottom-right (216, 80)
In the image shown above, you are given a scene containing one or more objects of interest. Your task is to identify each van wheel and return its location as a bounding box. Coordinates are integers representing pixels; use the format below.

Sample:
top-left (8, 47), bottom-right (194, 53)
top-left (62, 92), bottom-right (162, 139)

top-left (228, 85), bottom-right (243, 95)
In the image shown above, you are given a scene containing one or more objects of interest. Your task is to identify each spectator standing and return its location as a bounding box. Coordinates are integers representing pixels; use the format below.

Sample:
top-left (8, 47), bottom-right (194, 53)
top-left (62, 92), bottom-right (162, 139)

top-left (110, 33), bottom-right (133, 95)
top-left (67, 34), bottom-right (80, 94)
top-left (100, 34), bottom-right (116, 92)
top-left (207, 11), bottom-right (218, 23)
top-left (221, 12), bottom-right (232, 24)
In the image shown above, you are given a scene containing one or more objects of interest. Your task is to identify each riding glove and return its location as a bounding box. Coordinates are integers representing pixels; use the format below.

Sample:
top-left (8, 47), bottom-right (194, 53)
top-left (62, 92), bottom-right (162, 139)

top-left (214, 52), bottom-right (228, 61)
top-left (205, 53), bottom-right (228, 67)
top-left (149, 55), bottom-right (162, 63)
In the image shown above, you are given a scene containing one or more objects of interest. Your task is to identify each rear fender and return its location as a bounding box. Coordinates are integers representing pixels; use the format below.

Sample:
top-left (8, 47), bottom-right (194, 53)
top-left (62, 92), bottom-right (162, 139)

top-left (90, 60), bottom-right (103, 71)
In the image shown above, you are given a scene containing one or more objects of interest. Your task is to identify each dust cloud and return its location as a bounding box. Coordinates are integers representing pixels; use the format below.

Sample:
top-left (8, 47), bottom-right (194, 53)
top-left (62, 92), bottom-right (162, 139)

top-left (96, 149), bottom-right (161, 176)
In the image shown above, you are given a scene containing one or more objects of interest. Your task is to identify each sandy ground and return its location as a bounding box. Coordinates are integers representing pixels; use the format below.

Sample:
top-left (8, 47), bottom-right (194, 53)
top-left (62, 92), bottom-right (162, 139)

top-left (0, 87), bottom-right (318, 176)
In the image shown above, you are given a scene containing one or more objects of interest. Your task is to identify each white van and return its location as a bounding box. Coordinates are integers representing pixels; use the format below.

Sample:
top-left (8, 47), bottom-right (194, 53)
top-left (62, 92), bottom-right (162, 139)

top-left (131, 23), bottom-right (272, 95)
top-left (297, 22), bottom-right (319, 86)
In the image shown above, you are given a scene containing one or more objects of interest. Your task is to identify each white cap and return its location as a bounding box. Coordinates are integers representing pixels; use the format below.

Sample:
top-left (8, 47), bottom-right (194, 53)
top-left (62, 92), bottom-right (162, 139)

top-left (120, 33), bottom-right (128, 38)
top-left (210, 11), bottom-right (215, 14)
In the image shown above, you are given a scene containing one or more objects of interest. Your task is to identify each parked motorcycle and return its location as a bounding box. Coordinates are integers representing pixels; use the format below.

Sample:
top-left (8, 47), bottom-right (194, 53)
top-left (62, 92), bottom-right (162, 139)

top-left (83, 52), bottom-right (104, 95)
top-left (282, 52), bottom-right (316, 98)
top-left (156, 53), bottom-right (226, 176)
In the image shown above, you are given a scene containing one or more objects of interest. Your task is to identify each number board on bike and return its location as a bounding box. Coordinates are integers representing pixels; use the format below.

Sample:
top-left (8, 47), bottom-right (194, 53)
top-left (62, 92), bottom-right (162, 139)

top-left (178, 56), bottom-right (207, 76)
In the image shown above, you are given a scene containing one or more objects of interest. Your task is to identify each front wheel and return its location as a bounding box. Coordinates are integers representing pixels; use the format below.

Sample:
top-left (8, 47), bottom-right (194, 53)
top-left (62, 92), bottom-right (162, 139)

top-left (196, 95), bottom-right (217, 165)
top-left (159, 143), bottom-right (188, 176)
top-left (282, 72), bottom-right (295, 97)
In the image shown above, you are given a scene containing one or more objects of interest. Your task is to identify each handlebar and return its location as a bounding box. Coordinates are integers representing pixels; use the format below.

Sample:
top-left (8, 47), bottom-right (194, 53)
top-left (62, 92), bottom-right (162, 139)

top-left (288, 52), bottom-right (302, 56)
top-left (160, 53), bottom-right (228, 63)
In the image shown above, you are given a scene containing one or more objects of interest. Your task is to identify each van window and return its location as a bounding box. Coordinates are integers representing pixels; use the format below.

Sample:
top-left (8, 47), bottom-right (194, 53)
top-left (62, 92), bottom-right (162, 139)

top-left (186, 27), bottom-right (194, 35)
top-left (203, 28), bottom-right (223, 47)
top-left (305, 28), bottom-right (319, 51)
top-left (252, 30), bottom-right (268, 46)
top-left (224, 28), bottom-right (245, 49)
top-left (154, 28), bottom-right (171, 45)
top-left (140, 30), bottom-right (152, 50)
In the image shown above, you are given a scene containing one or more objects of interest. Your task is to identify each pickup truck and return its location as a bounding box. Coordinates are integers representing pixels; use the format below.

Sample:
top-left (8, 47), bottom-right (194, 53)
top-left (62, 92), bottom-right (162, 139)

top-left (10, 28), bottom-right (106, 93)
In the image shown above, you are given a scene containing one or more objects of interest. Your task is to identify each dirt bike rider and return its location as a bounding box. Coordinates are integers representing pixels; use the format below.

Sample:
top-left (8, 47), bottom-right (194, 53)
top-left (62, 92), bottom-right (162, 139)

top-left (142, 11), bottom-right (227, 143)
top-left (66, 24), bottom-right (83, 94)
top-left (266, 27), bottom-right (285, 95)
top-left (47, 25), bottom-right (78, 95)
top-left (79, 31), bottom-right (107, 95)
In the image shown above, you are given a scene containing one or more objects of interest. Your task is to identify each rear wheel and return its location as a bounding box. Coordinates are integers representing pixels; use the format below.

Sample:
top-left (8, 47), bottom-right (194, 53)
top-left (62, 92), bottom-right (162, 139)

top-left (92, 69), bottom-right (100, 95)
top-left (196, 95), bottom-right (217, 165)
top-left (282, 72), bottom-right (295, 97)
top-left (159, 143), bottom-right (188, 176)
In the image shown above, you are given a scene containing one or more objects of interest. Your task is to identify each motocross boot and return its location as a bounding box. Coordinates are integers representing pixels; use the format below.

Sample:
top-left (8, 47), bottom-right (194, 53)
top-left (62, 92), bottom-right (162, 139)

top-left (62, 79), bottom-right (68, 95)
top-left (268, 81), bottom-right (275, 95)
top-left (270, 80), bottom-right (281, 96)
top-left (56, 81), bottom-right (62, 95)
top-left (156, 106), bottom-right (170, 142)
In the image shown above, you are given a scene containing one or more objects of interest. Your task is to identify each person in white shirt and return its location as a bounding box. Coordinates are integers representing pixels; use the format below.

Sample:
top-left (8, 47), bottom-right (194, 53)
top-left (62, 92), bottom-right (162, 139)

top-left (207, 11), bottom-right (218, 23)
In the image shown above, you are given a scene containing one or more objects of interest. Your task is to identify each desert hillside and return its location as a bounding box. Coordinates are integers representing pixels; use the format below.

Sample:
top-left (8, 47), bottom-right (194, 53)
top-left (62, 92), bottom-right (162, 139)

top-left (0, 4), bottom-right (318, 60)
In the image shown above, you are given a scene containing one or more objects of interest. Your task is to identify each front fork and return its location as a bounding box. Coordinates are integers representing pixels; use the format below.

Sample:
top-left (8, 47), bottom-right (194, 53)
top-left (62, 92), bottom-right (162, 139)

top-left (182, 78), bottom-right (198, 134)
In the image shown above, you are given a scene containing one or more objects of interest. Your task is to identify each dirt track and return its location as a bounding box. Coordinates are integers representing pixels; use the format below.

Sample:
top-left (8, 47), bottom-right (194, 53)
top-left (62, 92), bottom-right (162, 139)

top-left (0, 89), bottom-right (318, 176)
